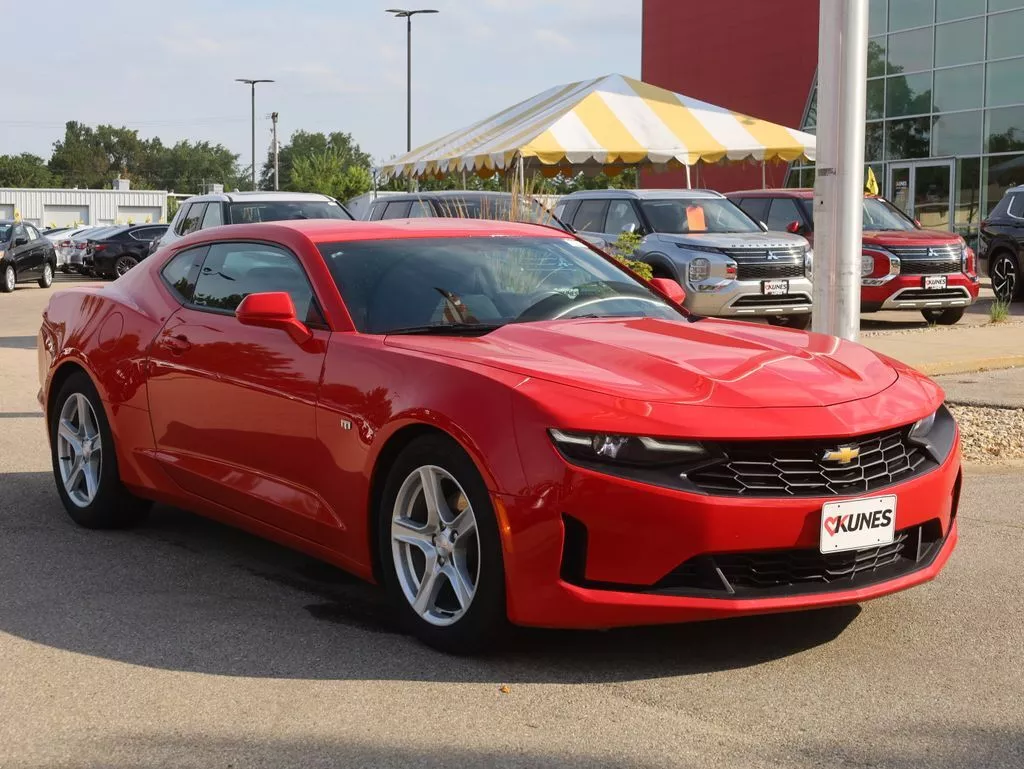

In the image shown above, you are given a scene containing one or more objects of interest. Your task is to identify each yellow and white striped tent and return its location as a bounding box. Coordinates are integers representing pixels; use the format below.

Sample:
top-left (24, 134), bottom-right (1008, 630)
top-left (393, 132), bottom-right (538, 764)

top-left (379, 73), bottom-right (815, 181)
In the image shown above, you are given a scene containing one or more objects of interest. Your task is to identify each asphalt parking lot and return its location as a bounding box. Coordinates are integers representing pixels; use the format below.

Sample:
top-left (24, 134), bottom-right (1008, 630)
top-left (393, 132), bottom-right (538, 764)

top-left (1, 277), bottom-right (1022, 768)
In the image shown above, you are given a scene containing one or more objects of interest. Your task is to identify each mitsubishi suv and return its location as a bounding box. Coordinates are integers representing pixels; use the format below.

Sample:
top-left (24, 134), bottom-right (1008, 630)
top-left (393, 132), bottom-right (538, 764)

top-left (555, 189), bottom-right (813, 328)
top-left (729, 189), bottom-right (980, 325)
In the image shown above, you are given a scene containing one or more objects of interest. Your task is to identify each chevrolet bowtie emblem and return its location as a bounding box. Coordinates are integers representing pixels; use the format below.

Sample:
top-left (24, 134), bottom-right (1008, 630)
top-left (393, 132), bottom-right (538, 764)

top-left (822, 446), bottom-right (860, 464)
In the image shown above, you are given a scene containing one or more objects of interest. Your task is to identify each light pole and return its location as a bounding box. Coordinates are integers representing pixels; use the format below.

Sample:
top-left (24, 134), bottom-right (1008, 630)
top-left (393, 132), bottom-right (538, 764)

top-left (236, 78), bottom-right (274, 190)
top-left (386, 8), bottom-right (438, 155)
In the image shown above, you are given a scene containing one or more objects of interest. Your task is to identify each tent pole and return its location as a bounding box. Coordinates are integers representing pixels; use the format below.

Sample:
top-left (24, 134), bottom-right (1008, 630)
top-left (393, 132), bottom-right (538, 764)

top-left (762, 160), bottom-right (766, 189)
top-left (517, 153), bottom-right (525, 198)
top-left (685, 164), bottom-right (692, 189)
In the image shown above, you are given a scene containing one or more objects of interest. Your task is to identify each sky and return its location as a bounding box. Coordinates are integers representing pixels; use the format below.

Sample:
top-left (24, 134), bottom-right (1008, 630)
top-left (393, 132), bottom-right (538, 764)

top-left (2, 0), bottom-right (641, 168)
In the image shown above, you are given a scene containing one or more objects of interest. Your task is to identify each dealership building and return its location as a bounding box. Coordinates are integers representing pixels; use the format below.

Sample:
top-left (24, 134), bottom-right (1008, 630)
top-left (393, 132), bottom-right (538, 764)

top-left (642, 0), bottom-right (1024, 244)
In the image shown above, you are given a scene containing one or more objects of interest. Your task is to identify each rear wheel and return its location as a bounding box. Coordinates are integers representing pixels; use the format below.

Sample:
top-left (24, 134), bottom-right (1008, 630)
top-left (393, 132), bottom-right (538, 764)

top-left (114, 255), bottom-right (139, 277)
top-left (991, 251), bottom-right (1020, 303)
top-left (921, 307), bottom-right (964, 325)
top-left (377, 435), bottom-right (507, 654)
top-left (38, 262), bottom-right (53, 288)
top-left (1, 264), bottom-right (14, 293)
top-left (49, 371), bottom-right (150, 529)
top-left (767, 313), bottom-right (811, 330)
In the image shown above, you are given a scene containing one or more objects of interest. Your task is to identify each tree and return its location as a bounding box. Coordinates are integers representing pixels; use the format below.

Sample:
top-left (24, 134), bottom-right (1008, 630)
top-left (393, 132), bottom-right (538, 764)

top-left (48, 122), bottom-right (109, 188)
top-left (290, 147), bottom-right (373, 202)
top-left (0, 154), bottom-right (58, 187)
top-left (261, 131), bottom-right (372, 193)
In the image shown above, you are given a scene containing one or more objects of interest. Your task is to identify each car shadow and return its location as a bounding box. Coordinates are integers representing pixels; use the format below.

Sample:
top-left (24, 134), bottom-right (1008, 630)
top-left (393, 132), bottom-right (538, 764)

top-left (0, 335), bottom-right (37, 350)
top-left (0, 471), bottom-right (860, 684)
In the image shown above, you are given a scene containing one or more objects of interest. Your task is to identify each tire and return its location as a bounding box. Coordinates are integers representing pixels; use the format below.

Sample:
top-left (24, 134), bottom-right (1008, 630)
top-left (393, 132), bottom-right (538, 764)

top-left (921, 307), bottom-right (964, 325)
top-left (38, 262), bottom-right (53, 288)
top-left (377, 434), bottom-right (507, 654)
top-left (49, 371), bottom-right (151, 529)
top-left (114, 255), bottom-right (139, 277)
top-left (991, 251), bottom-right (1021, 303)
top-left (767, 313), bottom-right (811, 330)
top-left (1, 264), bottom-right (14, 293)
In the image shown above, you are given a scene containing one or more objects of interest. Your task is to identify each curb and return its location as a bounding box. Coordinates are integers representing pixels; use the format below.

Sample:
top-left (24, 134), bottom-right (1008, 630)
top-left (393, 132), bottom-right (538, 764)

top-left (901, 356), bottom-right (1024, 377)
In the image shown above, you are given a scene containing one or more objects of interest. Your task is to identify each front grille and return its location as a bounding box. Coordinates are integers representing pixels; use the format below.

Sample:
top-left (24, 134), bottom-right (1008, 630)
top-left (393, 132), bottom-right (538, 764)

top-left (687, 426), bottom-right (932, 497)
top-left (731, 293), bottom-right (812, 308)
top-left (893, 288), bottom-right (971, 301)
top-left (653, 520), bottom-right (944, 597)
top-left (721, 246), bottom-right (805, 261)
top-left (900, 257), bottom-right (961, 275)
top-left (887, 244), bottom-right (960, 260)
top-left (736, 261), bottom-right (805, 280)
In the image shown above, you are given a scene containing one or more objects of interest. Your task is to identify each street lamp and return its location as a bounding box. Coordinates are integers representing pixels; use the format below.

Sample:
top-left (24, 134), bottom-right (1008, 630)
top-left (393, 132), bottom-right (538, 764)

top-left (235, 78), bottom-right (274, 190)
top-left (386, 8), bottom-right (438, 154)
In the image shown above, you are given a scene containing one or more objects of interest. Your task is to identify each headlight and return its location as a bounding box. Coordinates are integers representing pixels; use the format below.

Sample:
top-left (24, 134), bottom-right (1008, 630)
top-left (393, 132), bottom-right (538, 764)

top-left (804, 249), bottom-right (813, 278)
top-left (907, 406), bottom-right (956, 463)
top-left (861, 254), bottom-right (875, 276)
top-left (549, 429), bottom-right (706, 465)
top-left (688, 258), bottom-right (711, 282)
top-left (910, 410), bottom-right (936, 438)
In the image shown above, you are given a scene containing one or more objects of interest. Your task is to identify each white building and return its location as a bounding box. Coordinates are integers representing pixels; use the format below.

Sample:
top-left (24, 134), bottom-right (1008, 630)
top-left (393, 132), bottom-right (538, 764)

top-left (0, 180), bottom-right (168, 228)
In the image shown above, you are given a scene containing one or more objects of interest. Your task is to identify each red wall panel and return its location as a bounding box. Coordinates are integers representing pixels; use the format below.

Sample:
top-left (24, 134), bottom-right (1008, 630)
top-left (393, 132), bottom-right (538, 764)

top-left (641, 0), bottom-right (819, 192)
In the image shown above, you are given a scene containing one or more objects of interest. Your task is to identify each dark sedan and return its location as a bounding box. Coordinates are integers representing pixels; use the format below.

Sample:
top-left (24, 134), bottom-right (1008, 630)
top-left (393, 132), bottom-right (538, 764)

top-left (85, 224), bottom-right (169, 279)
top-left (1, 220), bottom-right (57, 292)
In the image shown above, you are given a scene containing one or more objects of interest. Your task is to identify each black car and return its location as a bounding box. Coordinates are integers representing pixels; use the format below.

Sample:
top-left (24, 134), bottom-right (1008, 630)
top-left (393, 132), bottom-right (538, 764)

top-left (84, 224), bottom-right (169, 279)
top-left (0, 220), bottom-right (57, 293)
top-left (365, 191), bottom-right (566, 228)
top-left (980, 184), bottom-right (1024, 303)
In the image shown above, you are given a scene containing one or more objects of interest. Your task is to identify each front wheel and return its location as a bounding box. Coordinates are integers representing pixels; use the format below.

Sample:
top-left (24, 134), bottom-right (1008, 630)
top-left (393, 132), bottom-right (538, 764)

top-left (1, 264), bottom-right (14, 293)
top-left (991, 252), bottom-right (1020, 303)
top-left (921, 307), bottom-right (965, 325)
top-left (766, 313), bottom-right (811, 330)
top-left (378, 435), bottom-right (507, 654)
top-left (114, 255), bottom-right (139, 277)
top-left (49, 371), bottom-right (150, 528)
top-left (38, 262), bottom-right (53, 288)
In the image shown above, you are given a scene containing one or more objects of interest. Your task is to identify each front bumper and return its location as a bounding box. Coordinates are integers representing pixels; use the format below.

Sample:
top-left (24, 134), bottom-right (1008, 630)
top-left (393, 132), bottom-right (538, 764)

top-left (861, 273), bottom-right (980, 312)
top-left (496, 433), bottom-right (961, 629)
top-left (684, 277), bottom-right (813, 318)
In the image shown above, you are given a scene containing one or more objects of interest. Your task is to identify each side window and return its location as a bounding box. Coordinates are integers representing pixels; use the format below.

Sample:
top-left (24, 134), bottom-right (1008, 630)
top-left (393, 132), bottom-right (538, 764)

top-left (25, 224), bottom-right (41, 240)
top-left (161, 246), bottom-right (206, 303)
top-left (201, 202), bottom-right (224, 229)
top-left (368, 201), bottom-right (386, 220)
top-left (381, 201), bottom-right (412, 219)
top-left (13, 224), bottom-right (27, 242)
top-left (133, 227), bottom-right (163, 241)
top-left (179, 203), bottom-right (207, 235)
top-left (1008, 193), bottom-right (1024, 219)
top-left (765, 198), bottom-right (803, 231)
top-left (738, 197), bottom-right (770, 223)
top-left (572, 200), bottom-right (609, 232)
top-left (191, 242), bottom-right (321, 325)
top-left (408, 200), bottom-right (432, 218)
top-left (605, 200), bottom-right (642, 234)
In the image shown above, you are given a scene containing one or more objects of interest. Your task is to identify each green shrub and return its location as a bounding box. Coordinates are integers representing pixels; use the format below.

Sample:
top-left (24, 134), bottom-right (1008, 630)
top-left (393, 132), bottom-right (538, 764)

top-left (610, 230), bottom-right (652, 280)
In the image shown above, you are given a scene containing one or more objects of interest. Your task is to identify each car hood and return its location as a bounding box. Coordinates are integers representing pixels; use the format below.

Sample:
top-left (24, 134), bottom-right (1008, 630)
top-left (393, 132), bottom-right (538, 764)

top-left (861, 229), bottom-right (962, 247)
top-left (385, 317), bottom-right (898, 408)
top-left (649, 231), bottom-right (809, 250)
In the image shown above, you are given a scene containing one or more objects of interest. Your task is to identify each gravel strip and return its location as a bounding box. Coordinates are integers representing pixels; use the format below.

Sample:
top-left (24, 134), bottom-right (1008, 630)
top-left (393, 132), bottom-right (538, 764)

top-left (860, 319), bottom-right (1024, 338)
top-left (949, 404), bottom-right (1024, 463)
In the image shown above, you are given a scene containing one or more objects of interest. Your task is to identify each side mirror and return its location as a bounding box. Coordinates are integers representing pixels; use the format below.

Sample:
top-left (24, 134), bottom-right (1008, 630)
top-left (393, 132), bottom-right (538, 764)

top-left (913, 219), bottom-right (922, 228)
top-left (235, 292), bottom-right (313, 344)
top-left (786, 220), bottom-right (803, 235)
top-left (649, 277), bottom-right (687, 306)
top-left (14, 236), bottom-right (28, 246)
top-left (623, 222), bottom-right (639, 235)
top-left (758, 220), bottom-right (769, 232)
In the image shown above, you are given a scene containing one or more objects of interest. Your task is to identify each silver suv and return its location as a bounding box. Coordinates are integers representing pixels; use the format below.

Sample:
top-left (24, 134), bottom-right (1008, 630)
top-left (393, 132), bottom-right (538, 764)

top-left (556, 189), bottom-right (813, 327)
top-left (156, 191), bottom-right (354, 251)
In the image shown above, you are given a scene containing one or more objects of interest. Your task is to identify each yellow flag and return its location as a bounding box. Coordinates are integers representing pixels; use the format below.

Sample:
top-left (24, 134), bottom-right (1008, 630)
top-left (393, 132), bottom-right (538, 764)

top-left (865, 167), bottom-right (879, 195)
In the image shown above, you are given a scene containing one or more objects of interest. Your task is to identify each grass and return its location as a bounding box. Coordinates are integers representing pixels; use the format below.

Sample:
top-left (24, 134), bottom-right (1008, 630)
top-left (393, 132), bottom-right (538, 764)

top-left (989, 299), bottom-right (1012, 324)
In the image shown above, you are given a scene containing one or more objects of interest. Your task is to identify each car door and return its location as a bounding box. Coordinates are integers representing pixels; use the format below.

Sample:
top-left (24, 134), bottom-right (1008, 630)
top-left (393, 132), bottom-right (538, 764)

top-left (11, 224), bottom-right (41, 276)
top-left (24, 224), bottom-right (48, 274)
top-left (571, 199), bottom-right (610, 242)
top-left (146, 240), bottom-right (336, 542)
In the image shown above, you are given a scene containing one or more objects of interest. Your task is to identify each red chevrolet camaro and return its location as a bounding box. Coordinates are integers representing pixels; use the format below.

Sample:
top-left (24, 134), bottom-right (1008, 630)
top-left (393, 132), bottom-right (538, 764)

top-left (38, 218), bottom-right (961, 653)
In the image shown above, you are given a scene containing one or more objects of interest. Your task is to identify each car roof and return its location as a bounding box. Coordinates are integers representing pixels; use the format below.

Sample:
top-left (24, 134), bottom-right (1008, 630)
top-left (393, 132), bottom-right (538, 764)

top-left (0, 220), bottom-right (16, 226)
top-left (176, 217), bottom-right (568, 246)
top-left (180, 191), bottom-right (336, 203)
top-left (560, 188), bottom-right (725, 200)
top-left (378, 190), bottom-right (515, 201)
top-left (727, 188), bottom-right (884, 200)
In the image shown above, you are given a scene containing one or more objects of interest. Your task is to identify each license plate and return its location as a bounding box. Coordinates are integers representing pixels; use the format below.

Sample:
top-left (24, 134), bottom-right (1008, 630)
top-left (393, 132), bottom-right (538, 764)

top-left (762, 279), bottom-right (789, 296)
top-left (923, 275), bottom-right (947, 290)
top-left (819, 495), bottom-right (896, 553)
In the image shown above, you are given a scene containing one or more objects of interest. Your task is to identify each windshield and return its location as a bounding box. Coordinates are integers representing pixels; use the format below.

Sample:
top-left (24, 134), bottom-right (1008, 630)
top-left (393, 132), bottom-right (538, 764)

top-left (0, 225), bottom-right (11, 243)
top-left (228, 200), bottom-right (352, 224)
top-left (319, 236), bottom-right (685, 335)
top-left (639, 198), bottom-right (761, 234)
top-left (862, 197), bottom-right (917, 231)
top-left (433, 196), bottom-right (567, 231)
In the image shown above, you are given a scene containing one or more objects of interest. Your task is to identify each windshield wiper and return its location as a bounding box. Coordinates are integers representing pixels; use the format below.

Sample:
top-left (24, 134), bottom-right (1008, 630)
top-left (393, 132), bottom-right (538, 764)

top-left (386, 323), bottom-right (503, 336)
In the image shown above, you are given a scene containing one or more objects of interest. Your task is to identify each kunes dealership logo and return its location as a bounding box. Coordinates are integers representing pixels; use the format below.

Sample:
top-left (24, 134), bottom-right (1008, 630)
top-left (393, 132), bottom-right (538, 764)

top-left (823, 507), bottom-right (893, 536)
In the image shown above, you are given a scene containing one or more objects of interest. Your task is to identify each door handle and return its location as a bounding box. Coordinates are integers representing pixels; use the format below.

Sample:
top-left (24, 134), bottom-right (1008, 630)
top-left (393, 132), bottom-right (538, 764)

top-left (163, 334), bottom-right (192, 354)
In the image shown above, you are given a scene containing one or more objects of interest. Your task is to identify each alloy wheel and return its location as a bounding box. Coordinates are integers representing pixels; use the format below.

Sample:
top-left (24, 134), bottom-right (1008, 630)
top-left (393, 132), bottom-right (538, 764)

top-left (41, 263), bottom-right (53, 287)
top-left (115, 256), bottom-right (138, 277)
top-left (3, 265), bottom-right (14, 292)
top-left (992, 254), bottom-right (1019, 303)
top-left (56, 392), bottom-right (103, 508)
top-left (390, 465), bottom-right (480, 627)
